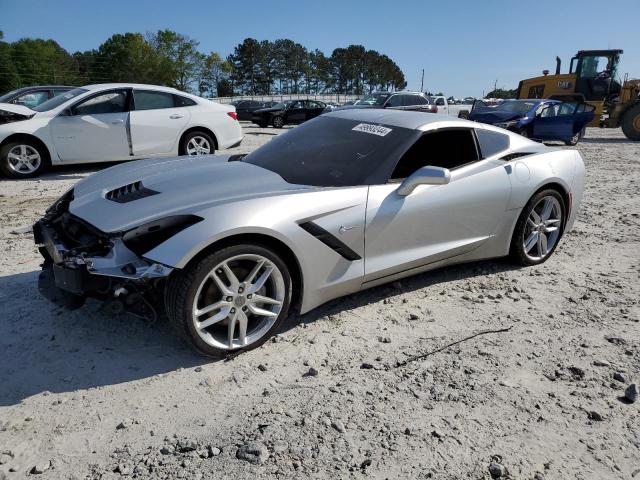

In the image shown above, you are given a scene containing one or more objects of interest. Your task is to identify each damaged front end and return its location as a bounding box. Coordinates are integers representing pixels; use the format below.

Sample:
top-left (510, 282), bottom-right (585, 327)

top-left (33, 189), bottom-right (174, 321)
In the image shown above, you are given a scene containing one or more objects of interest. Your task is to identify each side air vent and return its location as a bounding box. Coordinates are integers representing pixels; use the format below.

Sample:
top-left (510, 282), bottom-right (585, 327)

top-left (105, 181), bottom-right (159, 203)
top-left (299, 221), bottom-right (362, 261)
top-left (500, 152), bottom-right (534, 161)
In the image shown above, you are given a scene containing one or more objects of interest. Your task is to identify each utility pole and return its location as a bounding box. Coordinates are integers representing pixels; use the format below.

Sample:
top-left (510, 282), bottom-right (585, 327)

top-left (420, 69), bottom-right (424, 92)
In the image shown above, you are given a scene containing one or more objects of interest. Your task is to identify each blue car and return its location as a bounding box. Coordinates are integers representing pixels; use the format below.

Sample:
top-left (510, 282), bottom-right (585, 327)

top-left (468, 99), bottom-right (595, 145)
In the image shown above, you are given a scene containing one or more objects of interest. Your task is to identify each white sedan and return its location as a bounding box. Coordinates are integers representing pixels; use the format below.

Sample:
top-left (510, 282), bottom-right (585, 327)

top-left (0, 83), bottom-right (242, 178)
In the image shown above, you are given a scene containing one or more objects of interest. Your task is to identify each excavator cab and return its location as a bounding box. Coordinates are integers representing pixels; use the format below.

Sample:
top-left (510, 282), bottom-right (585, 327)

top-left (569, 49), bottom-right (622, 102)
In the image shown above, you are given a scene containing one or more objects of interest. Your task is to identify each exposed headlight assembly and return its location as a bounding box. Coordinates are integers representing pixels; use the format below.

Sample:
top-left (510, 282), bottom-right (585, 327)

top-left (122, 215), bottom-right (203, 256)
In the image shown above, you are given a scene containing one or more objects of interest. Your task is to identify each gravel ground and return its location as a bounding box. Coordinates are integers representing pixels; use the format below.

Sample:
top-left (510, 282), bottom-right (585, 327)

top-left (0, 125), bottom-right (638, 479)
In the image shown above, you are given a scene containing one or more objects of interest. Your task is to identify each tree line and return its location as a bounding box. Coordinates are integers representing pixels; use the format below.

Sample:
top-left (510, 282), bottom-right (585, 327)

top-left (0, 30), bottom-right (406, 97)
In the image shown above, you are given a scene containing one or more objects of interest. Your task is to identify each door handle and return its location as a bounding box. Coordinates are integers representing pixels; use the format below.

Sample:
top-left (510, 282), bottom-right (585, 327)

top-left (111, 119), bottom-right (124, 124)
top-left (170, 114), bottom-right (184, 119)
top-left (339, 225), bottom-right (358, 234)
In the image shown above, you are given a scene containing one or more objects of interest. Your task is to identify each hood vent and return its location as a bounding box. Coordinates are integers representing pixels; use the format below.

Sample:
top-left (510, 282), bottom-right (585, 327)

top-left (105, 181), bottom-right (159, 203)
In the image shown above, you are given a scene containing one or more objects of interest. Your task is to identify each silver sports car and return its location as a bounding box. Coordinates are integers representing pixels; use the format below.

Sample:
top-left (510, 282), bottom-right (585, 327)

top-left (34, 109), bottom-right (585, 357)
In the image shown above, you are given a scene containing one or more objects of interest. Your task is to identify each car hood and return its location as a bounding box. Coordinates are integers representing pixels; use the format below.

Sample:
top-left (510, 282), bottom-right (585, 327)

top-left (70, 155), bottom-right (309, 233)
top-left (0, 103), bottom-right (36, 116)
top-left (468, 110), bottom-right (523, 124)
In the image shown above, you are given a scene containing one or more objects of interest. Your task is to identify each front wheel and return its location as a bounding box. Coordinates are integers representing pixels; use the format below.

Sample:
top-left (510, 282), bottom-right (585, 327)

top-left (180, 131), bottom-right (215, 156)
top-left (272, 116), bottom-right (285, 128)
top-left (165, 244), bottom-right (292, 358)
top-left (510, 189), bottom-right (565, 266)
top-left (0, 140), bottom-right (47, 178)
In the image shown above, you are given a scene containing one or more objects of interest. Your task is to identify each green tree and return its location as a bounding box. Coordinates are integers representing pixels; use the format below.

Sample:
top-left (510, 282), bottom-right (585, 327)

top-left (148, 30), bottom-right (203, 91)
top-left (92, 33), bottom-right (162, 84)
top-left (485, 88), bottom-right (516, 99)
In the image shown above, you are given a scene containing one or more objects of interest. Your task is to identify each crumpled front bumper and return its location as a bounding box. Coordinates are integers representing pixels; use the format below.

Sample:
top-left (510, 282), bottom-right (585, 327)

top-left (33, 219), bottom-right (173, 309)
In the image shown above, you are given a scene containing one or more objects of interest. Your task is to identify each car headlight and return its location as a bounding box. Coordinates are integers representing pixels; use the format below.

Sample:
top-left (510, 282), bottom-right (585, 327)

top-left (495, 120), bottom-right (519, 129)
top-left (122, 215), bottom-right (203, 256)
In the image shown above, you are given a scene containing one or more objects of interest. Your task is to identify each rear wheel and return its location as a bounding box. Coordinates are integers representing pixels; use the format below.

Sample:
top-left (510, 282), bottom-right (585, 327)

top-left (621, 103), bottom-right (640, 141)
top-left (510, 189), bottom-right (565, 266)
top-left (565, 127), bottom-right (585, 146)
top-left (165, 244), bottom-right (292, 358)
top-left (179, 131), bottom-right (215, 156)
top-left (272, 116), bottom-right (285, 128)
top-left (0, 140), bottom-right (47, 178)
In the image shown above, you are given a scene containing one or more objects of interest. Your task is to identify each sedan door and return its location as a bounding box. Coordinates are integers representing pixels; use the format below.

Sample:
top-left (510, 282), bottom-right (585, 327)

top-left (129, 90), bottom-right (189, 156)
top-left (306, 101), bottom-right (326, 120)
top-left (532, 103), bottom-right (574, 140)
top-left (363, 128), bottom-right (512, 284)
top-left (50, 89), bottom-right (131, 162)
top-left (286, 101), bottom-right (308, 124)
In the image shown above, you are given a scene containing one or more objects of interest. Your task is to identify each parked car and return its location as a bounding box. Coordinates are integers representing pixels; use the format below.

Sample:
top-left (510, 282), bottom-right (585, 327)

top-left (332, 91), bottom-right (435, 113)
top-left (230, 100), bottom-right (271, 121)
top-left (34, 109), bottom-right (584, 357)
top-left (251, 99), bottom-right (326, 128)
top-left (428, 96), bottom-right (472, 117)
top-left (0, 83), bottom-right (242, 178)
top-left (0, 85), bottom-right (75, 108)
top-left (468, 99), bottom-right (595, 145)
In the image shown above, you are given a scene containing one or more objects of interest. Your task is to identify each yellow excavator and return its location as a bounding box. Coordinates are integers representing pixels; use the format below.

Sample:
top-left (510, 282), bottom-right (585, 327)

top-left (516, 49), bottom-right (640, 140)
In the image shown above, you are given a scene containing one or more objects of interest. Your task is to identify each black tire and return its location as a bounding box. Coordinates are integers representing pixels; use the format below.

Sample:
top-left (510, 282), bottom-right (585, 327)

top-left (179, 130), bottom-right (215, 156)
top-left (621, 103), bottom-right (640, 141)
top-left (564, 127), bottom-right (585, 146)
top-left (165, 244), bottom-right (292, 358)
top-left (0, 139), bottom-right (48, 178)
top-left (272, 116), bottom-right (285, 128)
top-left (510, 189), bottom-right (565, 266)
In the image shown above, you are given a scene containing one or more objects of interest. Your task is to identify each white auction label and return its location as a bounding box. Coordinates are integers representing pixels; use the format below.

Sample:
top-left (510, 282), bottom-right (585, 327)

top-left (352, 123), bottom-right (392, 137)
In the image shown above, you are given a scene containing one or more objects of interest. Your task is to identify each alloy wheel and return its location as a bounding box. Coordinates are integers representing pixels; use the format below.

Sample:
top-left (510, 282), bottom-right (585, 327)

top-left (273, 116), bottom-right (284, 128)
top-left (522, 196), bottom-right (562, 261)
top-left (7, 145), bottom-right (41, 174)
top-left (192, 254), bottom-right (285, 350)
top-left (186, 136), bottom-right (212, 155)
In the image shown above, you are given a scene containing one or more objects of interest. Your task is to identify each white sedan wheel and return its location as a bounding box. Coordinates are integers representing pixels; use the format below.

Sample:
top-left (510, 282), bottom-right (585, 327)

top-left (7, 144), bottom-right (41, 174)
top-left (186, 136), bottom-right (212, 155)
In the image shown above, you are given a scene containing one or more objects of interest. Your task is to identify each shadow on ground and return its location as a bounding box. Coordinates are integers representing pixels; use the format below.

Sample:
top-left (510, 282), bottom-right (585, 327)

top-left (0, 271), bottom-right (202, 406)
top-left (0, 258), bottom-right (518, 406)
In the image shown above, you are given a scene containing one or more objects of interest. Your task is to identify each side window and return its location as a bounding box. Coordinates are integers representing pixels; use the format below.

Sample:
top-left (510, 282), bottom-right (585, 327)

top-left (476, 129), bottom-right (510, 158)
top-left (410, 95), bottom-right (428, 105)
top-left (540, 104), bottom-right (559, 118)
top-left (435, 97), bottom-right (445, 106)
top-left (558, 103), bottom-right (577, 116)
top-left (14, 91), bottom-right (49, 107)
top-left (289, 101), bottom-right (304, 109)
top-left (390, 129), bottom-right (479, 180)
top-left (386, 95), bottom-right (403, 107)
top-left (528, 85), bottom-right (545, 98)
top-left (174, 95), bottom-right (197, 107)
top-left (73, 91), bottom-right (127, 115)
top-left (133, 90), bottom-right (175, 110)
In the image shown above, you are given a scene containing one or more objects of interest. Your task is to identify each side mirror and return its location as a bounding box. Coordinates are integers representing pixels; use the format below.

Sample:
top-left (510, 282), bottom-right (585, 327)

top-left (396, 166), bottom-right (450, 196)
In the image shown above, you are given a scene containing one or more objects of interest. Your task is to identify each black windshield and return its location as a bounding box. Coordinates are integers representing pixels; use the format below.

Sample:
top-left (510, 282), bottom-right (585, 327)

top-left (243, 116), bottom-right (417, 187)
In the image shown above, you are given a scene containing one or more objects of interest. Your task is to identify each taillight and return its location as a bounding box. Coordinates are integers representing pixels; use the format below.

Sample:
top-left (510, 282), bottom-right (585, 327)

top-left (227, 111), bottom-right (238, 121)
top-left (430, 105), bottom-right (438, 113)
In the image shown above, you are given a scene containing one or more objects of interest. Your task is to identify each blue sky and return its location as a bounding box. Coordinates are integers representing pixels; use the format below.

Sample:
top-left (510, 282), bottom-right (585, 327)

top-left (1, 0), bottom-right (638, 97)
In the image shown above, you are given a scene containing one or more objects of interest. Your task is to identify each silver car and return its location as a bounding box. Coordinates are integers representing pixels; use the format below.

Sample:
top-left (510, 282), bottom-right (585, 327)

top-left (34, 109), bottom-right (585, 357)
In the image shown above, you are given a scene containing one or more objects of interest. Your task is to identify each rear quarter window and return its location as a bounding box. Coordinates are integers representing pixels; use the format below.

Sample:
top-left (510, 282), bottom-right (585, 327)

top-left (476, 129), bottom-right (510, 158)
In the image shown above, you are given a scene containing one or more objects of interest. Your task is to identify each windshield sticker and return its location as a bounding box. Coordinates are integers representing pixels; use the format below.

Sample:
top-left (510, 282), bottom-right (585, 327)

top-left (352, 123), bottom-right (392, 137)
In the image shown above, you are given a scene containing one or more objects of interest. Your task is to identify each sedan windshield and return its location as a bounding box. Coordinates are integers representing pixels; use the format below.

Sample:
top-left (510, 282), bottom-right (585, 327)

top-left (32, 88), bottom-right (88, 112)
top-left (243, 116), bottom-right (417, 187)
top-left (0, 88), bottom-right (23, 103)
top-left (357, 93), bottom-right (390, 106)
top-left (492, 100), bottom-right (537, 115)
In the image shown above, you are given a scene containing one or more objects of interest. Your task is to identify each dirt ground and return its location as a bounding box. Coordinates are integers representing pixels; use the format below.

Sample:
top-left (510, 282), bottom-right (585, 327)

top-left (0, 125), bottom-right (638, 480)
